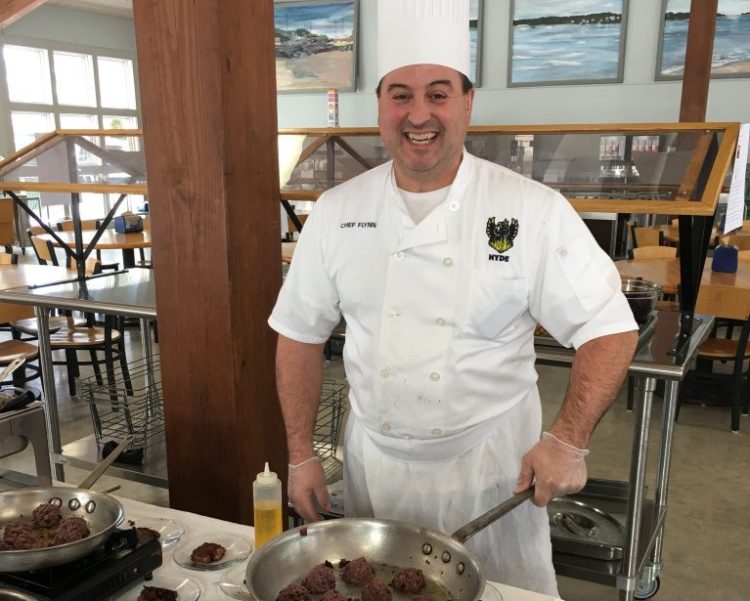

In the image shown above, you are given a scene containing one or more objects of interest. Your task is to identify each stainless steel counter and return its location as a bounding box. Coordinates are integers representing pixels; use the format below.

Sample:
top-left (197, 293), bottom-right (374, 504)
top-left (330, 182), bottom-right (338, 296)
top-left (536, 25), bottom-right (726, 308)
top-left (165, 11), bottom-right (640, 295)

top-left (535, 310), bottom-right (714, 601)
top-left (0, 269), bottom-right (156, 319)
top-left (535, 310), bottom-right (712, 380)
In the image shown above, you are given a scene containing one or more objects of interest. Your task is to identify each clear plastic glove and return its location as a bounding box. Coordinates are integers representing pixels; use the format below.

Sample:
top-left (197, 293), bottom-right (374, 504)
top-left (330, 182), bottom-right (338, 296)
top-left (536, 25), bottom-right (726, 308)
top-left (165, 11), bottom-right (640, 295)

top-left (513, 432), bottom-right (589, 507)
top-left (288, 456), bottom-right (331, 522)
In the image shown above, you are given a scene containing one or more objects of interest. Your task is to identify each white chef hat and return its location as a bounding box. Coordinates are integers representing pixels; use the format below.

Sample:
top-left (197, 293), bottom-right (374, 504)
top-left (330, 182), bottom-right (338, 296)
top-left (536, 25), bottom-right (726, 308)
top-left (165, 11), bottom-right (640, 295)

top-left (377, 0), bottom-right (471, 82)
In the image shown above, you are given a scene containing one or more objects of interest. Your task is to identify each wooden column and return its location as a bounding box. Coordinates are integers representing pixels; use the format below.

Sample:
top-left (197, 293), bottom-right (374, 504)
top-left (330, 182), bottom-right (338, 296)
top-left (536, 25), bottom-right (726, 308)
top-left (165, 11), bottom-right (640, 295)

top-left (679, 0), bottom-right (718, 121)
top-left (0, 0), bottom-right (47, 27)
top-left (132, 0), bottom-right (285, 523)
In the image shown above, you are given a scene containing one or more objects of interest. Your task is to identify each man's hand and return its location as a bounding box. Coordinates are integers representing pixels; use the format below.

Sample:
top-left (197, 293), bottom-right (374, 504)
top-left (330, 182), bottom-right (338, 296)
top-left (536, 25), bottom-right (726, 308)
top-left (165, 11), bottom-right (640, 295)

top-left (288, 457), bottom-right (331, 521)
top-left (514, 432), bottom-right (588, 507)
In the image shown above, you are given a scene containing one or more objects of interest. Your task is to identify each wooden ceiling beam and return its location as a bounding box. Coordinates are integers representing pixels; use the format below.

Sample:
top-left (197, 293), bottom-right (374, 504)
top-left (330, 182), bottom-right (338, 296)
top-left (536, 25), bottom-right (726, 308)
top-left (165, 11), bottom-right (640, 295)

top-left (679, 0), bottom-right (719, 122)
top-left (0, 0), bottom-right (47, 27)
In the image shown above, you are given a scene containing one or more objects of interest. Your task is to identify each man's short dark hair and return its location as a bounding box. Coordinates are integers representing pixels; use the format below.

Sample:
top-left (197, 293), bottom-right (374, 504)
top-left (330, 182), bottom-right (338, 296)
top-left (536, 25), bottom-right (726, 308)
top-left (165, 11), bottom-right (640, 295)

top-left (375, 72), bottom-right (474, 97)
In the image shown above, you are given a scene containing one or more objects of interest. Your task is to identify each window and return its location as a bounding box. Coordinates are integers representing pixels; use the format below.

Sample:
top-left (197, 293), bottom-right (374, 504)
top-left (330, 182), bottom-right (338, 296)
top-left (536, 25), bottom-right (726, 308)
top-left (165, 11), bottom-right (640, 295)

top-left (10, 111), bottom-right (54, 150)
top-left (1, 41), bottom-right (139, 151)
top-left (3, 45), bottom-right (52, 104)
top-left (97, 56), bottom-right (136, 110)
top-left (1, 41), bottom-right (140, 222)
top-left (53, 51), bottom-right (96, 107)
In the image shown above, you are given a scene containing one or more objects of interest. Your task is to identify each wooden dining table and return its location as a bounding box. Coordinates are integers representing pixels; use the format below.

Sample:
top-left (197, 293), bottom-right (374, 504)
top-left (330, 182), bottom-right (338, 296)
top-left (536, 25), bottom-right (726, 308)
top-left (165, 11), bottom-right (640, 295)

top-left (616, 257), bottom-right (750, 297)
top-left (0, 264), bottom-right (76, 322)
top-left (654, 224), bottom-right (750, 245)
top-left (38, 229), bottom-right (152, 268)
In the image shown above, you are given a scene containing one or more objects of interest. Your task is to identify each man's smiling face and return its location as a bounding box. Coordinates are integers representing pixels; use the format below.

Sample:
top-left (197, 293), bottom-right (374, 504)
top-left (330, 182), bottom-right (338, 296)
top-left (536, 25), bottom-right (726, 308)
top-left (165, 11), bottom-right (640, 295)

top-left (377, 64), bottom-right (474, 192)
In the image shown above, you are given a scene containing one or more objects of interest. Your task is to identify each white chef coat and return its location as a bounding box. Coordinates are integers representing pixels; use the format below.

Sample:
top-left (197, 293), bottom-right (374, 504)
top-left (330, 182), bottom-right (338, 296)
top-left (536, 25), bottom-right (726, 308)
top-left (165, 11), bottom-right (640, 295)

top-left (269, 151), bottom-right (636, 451)
top-left (268, 151), bottom-right (637, 596)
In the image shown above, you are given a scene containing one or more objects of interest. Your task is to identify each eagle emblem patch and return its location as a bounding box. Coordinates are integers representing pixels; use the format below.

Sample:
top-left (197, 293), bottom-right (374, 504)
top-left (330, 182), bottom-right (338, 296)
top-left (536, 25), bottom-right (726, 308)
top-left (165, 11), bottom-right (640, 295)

top-left (486, 217), bottom-right (519, 254)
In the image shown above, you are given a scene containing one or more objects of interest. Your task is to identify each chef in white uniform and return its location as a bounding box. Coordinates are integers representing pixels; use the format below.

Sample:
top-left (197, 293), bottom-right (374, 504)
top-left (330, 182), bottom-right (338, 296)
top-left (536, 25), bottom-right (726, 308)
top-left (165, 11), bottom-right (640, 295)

top-left (269, 0), bottom-right (638, 595)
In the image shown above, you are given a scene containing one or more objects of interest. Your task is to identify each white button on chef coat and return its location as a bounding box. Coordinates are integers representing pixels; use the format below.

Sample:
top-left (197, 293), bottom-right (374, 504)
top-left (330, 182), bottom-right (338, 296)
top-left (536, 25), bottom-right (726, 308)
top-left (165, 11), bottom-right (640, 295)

top-left (430, 371), bottom-right (440, 382)
top-left (269, 152), bottom-right (636, 449)
top-left (443, 257), bottom-right (453, 267)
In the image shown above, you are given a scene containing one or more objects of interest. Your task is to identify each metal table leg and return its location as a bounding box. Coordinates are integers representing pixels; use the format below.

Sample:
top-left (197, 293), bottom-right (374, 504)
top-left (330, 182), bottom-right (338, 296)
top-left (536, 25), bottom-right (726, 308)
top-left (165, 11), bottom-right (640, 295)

top-left (34, 306), bottom-right (65, 481)
top-left (618, 375), bottom-right (656, 601)
top-left (8, 405), bottom-right (53, 486)
top-left (637, 379), bottom-right (680, 592)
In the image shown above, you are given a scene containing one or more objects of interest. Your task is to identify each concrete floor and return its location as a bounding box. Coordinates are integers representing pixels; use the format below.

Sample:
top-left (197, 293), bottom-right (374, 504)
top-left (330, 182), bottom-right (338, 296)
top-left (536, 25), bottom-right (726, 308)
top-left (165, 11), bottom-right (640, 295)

top-left (1, 326), bottom-right (748, 600)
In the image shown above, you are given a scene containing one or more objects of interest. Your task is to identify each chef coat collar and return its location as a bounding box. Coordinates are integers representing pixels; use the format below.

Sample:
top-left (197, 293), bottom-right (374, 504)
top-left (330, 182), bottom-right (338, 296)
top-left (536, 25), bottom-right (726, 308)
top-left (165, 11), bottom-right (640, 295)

top-left (387, 149), bottom-right (474, 252)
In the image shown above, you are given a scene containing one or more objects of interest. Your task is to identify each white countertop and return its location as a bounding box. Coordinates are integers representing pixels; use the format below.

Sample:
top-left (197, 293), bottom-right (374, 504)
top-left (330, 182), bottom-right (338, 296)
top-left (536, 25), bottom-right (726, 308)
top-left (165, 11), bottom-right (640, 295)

top-left (112, 496), bottom-right (563, 601)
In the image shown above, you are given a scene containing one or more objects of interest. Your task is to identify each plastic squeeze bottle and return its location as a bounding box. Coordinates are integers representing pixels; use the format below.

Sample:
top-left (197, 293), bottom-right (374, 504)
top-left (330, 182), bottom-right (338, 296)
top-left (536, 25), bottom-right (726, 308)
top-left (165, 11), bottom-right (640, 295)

top-left (253, 462), bottom-right (283, 549)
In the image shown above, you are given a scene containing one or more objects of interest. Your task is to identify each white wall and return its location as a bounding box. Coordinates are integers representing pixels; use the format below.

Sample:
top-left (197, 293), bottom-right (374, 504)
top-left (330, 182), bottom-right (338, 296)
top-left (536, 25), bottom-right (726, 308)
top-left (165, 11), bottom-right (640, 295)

top-left (4, 4), bottom-right (136, 51)
top-left (277, 0), bottom-right (750, 128)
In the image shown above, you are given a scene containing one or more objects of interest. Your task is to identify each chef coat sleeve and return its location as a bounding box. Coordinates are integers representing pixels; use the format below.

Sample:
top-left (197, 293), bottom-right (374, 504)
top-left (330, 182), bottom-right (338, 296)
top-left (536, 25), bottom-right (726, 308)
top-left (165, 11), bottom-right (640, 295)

top-left (268, 197), bottom-right (342, 344)
top-left (528, 194), bottom-right (637, 350)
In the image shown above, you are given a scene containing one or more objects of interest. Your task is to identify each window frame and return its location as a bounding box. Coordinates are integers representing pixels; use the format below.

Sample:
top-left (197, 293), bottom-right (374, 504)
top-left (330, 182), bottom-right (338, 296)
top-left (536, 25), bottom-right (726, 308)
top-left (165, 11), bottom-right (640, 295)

top-left (0, 35), bottom-right (141, 220)
top-left (0, 35), bottom-right (141, 155)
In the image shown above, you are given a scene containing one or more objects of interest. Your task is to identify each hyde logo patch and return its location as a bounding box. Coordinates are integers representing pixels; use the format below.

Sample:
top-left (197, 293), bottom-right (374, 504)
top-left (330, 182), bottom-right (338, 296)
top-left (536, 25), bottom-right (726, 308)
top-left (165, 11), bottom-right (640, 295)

top-left (486, 217), bottom-right (518, 262)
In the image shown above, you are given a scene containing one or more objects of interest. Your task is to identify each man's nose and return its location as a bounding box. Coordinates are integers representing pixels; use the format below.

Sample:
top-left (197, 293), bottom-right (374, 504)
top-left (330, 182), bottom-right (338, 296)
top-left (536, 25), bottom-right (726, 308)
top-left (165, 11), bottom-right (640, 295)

top-left (407, 97), bottom-right (431, 127)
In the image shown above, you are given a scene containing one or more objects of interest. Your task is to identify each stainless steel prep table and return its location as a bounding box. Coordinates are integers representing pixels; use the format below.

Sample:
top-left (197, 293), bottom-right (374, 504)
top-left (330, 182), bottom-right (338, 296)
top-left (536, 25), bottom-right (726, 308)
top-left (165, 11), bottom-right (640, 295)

top-left (536, 310), bottom-right (714, 600)
top-left (0, 270), bottom-right (165, 487)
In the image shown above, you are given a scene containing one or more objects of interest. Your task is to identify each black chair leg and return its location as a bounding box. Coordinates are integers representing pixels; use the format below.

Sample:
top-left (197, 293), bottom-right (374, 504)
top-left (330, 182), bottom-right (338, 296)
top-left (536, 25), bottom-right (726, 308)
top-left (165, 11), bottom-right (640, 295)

top-left (90, 350), bottom-right (103, 385)
top-left (732, 379), bottom-right (742, 433)
top-left (11, 364), bottom-right (26, 388)
top-left (65, 350), bottom-right (78, 396)
top-left (116, 341), bottom-right (133, 396)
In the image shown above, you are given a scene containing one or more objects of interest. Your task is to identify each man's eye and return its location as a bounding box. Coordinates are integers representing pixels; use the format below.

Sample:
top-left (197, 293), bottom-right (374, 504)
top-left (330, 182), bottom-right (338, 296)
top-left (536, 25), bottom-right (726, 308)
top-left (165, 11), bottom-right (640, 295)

top-left (392, 93), bottom-right (409, 101)
top-left (430, 93), bottom-right (448, 101)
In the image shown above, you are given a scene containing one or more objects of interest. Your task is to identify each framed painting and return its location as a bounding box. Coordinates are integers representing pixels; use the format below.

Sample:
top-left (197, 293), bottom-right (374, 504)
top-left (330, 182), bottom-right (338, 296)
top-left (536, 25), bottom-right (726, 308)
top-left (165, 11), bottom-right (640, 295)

top-left (657, 0), bottom-right (750, 80)
top-left (274, 0), bottom-right (358, 93)
top-left (470, 0), bottom-right (484, 86)
top-left (508, 0), bottom-right (628, 87)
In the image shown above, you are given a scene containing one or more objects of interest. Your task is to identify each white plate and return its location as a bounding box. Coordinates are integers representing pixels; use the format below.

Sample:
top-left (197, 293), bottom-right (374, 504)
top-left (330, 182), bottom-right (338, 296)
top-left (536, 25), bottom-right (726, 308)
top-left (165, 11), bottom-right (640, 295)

top-left (219, 565), bottom-right (252, 600)
top-left (121, 575), bottom-right (201, 601)
top-left (173, 534), bottom-right (253, 571)
top-left (481, 581), bottom-right (504, 601)
top-left (129, 517), bottom-right (185, 549)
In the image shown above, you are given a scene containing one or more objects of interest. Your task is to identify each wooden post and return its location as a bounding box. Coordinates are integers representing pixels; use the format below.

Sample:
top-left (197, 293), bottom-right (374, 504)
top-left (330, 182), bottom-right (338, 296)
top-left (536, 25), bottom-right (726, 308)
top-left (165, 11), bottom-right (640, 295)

top-left (132, 0), bottom-right (285, 523)
top-left (0, 0), bottom-right (47, 27)
top-left (679, 0), bottom-right (719, 122)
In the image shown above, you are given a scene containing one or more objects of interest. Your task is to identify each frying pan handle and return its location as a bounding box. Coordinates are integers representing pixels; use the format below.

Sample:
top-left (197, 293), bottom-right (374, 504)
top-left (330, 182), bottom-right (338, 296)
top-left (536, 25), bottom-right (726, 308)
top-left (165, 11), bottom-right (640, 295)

top-left (78, 437), bottom-right (133, 490)
top-left (450, 487), bottom-right (535, 543)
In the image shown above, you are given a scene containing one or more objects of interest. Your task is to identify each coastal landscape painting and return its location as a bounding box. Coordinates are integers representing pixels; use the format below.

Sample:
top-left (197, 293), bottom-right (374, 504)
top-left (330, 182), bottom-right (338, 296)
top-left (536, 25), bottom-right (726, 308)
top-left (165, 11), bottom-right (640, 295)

top-left (509, 0), bottom-right (627, 86)
top-left (658, 0), bottom-right (750, 79)
top-left (274, 0), bottom-right (357, 93)
top-left (470, 0), bottom-right (483, 85)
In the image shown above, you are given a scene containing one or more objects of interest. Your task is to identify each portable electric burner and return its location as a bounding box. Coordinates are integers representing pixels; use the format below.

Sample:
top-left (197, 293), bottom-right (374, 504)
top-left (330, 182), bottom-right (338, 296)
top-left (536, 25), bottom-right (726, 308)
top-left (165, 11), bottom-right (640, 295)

top-left (0, 528), bottom-right (162, 601)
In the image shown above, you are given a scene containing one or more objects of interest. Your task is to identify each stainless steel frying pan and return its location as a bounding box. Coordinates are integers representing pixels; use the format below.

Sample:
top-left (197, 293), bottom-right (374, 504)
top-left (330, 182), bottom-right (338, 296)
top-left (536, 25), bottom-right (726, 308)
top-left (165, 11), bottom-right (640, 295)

top-left (0, 438), bottom-right (131, 572)
top-left (246, 489), bottom-right (533, 601)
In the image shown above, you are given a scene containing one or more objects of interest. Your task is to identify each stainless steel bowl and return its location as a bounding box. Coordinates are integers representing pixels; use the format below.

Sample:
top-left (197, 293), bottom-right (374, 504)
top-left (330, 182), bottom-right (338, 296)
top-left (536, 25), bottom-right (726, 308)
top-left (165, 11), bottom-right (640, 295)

top-left (621, 278), bottom-right (661, 323)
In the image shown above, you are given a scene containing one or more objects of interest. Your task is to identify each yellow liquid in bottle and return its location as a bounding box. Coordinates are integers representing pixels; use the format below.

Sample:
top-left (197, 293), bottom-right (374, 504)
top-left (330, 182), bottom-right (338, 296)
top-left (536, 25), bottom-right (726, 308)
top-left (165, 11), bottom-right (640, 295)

top-left (254, 500), bottom-right (283, 548)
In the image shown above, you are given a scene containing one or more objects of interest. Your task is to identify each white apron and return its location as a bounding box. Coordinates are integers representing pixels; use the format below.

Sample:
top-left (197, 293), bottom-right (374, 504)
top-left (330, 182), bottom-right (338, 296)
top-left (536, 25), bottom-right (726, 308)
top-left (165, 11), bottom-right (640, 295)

top-left (343, 388), bottom-right (559, 597)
